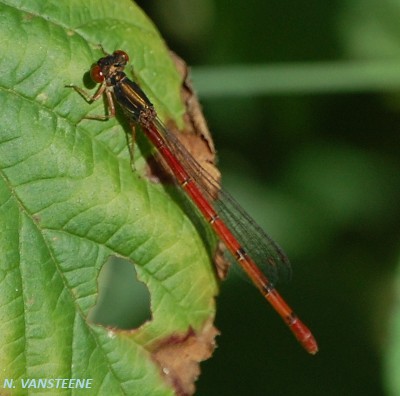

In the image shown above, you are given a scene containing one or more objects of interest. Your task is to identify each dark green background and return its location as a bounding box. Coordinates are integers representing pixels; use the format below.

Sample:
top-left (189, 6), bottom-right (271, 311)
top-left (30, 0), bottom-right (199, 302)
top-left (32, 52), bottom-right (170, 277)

top-left (97, 1), bottom-right (400, 394)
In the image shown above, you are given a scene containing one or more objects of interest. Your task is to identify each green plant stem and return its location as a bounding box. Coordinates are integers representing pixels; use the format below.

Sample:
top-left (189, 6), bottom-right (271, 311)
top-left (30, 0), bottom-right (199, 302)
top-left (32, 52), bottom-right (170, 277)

top-left (192, 60), bottom-right (400, 97)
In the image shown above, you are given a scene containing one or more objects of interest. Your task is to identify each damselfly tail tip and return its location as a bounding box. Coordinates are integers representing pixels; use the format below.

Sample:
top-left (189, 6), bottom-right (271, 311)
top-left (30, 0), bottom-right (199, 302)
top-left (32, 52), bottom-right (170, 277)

top-left (290, 318), bottom-right (318, 355)
top-left (303, 334), bottom-right (318, 355)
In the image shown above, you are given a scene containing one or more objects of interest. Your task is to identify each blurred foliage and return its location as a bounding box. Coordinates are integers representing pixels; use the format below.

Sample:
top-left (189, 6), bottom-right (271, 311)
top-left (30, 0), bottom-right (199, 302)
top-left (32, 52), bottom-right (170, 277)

top-left (96, 0), bottom-right (400, 394)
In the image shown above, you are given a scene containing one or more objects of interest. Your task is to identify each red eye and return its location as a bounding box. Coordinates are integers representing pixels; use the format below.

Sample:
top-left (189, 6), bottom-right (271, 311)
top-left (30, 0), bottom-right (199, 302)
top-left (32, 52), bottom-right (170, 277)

top-left (90, 65), bottom-right (104, 83)
top-left (114, 50), bottom-right (129, 63)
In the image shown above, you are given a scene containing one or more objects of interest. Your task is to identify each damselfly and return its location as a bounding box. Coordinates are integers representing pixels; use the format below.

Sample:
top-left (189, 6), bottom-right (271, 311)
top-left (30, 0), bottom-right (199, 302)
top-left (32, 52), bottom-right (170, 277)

top-left (67, 50), bottom-right (318, 354)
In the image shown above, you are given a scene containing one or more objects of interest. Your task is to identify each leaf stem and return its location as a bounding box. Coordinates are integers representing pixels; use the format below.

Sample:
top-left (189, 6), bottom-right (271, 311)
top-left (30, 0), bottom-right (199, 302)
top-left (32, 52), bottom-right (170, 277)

top-left (192, 60), bottom-right (400, 97)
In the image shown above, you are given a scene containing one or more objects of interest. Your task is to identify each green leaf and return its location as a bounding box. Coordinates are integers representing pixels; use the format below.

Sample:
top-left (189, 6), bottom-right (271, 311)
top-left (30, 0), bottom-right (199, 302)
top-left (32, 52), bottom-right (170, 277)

top-left (0, 0), bottom-right (218, 394)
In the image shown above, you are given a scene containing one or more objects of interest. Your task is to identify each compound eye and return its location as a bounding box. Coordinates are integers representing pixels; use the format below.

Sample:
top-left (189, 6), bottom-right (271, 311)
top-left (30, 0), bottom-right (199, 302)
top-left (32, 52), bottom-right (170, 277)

top-left (90, 65), bottom-right (104, 83)
top-left (114, 50), bottom-right (129, 63)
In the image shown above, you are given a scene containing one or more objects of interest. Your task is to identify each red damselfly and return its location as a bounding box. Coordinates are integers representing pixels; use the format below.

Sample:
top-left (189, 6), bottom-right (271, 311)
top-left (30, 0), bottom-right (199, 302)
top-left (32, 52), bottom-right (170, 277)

top-left (67, 50), bottom-right (318, 354)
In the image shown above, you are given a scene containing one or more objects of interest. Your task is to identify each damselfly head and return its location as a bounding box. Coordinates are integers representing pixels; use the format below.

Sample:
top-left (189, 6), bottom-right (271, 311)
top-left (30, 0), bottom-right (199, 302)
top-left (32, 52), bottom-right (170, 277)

top-left (90, 50), bottom-right (129, 83)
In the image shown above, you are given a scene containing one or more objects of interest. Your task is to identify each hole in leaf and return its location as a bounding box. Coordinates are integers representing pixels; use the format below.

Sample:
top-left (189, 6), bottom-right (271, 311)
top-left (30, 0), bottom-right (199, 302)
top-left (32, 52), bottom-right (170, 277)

top-left (88, 256), bottom-right (151, 329)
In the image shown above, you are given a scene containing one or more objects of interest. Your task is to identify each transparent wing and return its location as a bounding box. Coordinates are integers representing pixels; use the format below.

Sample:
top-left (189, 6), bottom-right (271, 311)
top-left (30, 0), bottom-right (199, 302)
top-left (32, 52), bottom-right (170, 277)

top-left (152, 118), bottom-right (292, 285)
